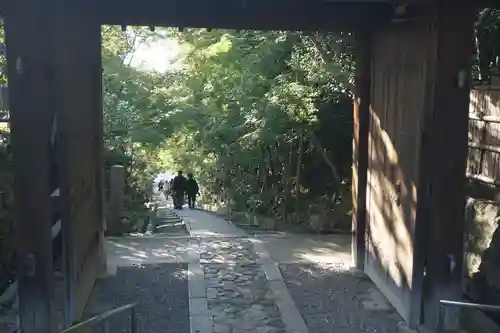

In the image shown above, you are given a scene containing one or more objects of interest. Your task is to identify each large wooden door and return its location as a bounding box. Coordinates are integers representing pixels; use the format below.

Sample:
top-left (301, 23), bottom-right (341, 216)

top-left (364, 25), bottom-right (427, 324)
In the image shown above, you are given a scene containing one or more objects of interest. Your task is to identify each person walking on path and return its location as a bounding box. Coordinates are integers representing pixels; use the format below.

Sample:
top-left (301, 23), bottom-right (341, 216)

top-left (172, 170), bottom-right (187, 209)
top-left (186, 173), bottom-right (199, 209)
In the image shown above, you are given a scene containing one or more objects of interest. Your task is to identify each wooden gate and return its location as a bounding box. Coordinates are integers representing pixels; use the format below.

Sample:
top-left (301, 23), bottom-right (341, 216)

top-left (365, 24), bottom-right (427, 324)
top-left (4, 3), bottom-right (106, 329)
top-left (55, 15), bottom-right (105, 323)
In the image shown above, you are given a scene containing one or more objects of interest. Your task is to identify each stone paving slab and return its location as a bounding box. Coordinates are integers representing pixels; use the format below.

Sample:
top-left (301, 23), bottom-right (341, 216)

top-left (179, 209), bottom-right (247, 238)
top-left (279, 263), bottom-right (403, 333)
top-left (167, 203), bottom-right (406, 333)
top-left (188, 238), bottom-right (293, 333)
top-left (105, 237), bottom-right (196, 272)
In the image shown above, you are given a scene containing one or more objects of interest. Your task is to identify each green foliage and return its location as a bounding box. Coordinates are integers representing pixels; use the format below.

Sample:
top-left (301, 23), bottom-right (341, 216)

top-left (160, 29), bottom-right (355, 223)
top-left (473, 8), bottom-right (500, 80)
top-left (101, 26), bottom-right (175, 213)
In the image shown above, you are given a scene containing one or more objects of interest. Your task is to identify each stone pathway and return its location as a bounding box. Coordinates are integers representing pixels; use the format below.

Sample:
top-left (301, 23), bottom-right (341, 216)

top-left (181, 209), bottom-right (247, 238)
top-left (200, 238), bottom-right (286, 333)
top-left (181, 204), bottom-right (309, 333)
top-left (180, 204), bottom-right (409, 333)
top-left (1, 187), bottom-right (407, 333)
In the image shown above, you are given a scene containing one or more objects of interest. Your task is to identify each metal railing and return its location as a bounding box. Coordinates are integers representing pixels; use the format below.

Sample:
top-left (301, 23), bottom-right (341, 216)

top-left (59, 303), bottom-right (138, 333)
top-left (438, 299), bottom-right (500, 332)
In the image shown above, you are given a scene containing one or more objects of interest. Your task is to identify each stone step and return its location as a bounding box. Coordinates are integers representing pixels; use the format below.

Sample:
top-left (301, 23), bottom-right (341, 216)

top-left (154, 208), bottom-right (184, 234)
top-left (156, 221), bottom-right (183, 226)
top-left (157, 212), bottom-right (182, 219)
top-left (157, 211), bottom-right (178, 216)
top-left (157, 212), bottom-right (178, 216)
top-left (157, 215), bottom-right (180, 219)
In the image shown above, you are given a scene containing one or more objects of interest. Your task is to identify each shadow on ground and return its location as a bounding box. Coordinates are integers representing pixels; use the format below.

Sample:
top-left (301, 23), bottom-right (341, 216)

top-left (106, 237), bottom-right (196, 268)
top-left (280, 263), bottom-right (402, 333)
top-left (256, 232), bottom-right (352, 265)
top-left (85, 263), bottom-right (189, 333)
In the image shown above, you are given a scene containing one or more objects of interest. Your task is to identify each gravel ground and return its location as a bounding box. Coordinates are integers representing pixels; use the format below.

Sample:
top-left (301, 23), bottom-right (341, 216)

top-left (85, 263), bottom-right (189, 333)
top-left (279, 263), bottom-right (402, 333)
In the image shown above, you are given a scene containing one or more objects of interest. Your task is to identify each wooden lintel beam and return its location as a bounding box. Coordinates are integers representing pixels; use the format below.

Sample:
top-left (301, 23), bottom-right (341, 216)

top-left (90, 1), bottom-right (395, 31)
top-left (0, 0), bottom-right (498, 22)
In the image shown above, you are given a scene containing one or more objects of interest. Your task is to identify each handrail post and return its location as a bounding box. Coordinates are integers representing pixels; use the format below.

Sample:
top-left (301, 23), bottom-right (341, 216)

top-left (57, 303), bottom-right (138, 333)
top-left (130, 307), bottom-right (137, 333)
top-left (102, 320), bottom-right (110, 333)
top-left (437, 303), bottom-right (444, 332)
top-left (438, 299), bottom-right (500, 332)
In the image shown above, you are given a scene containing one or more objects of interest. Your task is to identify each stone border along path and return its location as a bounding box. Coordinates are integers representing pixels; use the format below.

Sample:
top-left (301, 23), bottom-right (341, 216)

top-left (186, 225), bottom-right (309, 333)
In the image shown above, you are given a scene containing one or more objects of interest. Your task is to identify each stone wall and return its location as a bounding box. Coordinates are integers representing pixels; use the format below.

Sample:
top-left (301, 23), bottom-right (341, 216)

top-left (464, 197), bottom-right (500, 323)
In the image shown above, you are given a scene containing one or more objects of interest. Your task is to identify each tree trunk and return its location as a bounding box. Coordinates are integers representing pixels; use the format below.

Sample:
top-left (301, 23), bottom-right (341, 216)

top-left (266, 144), bottom-right (276, 186)
top-left (282, 141), bottom-right (294, 223)
top-left (266, 143), bottom-right (281, 217)
top-left (294, 128), bottom-right (304, 221)
top-left (259, 144), bottom-right (268, 195)
top-left (225, 148), bottom-right (232, 216)
top-left (311, 134), bottom-right (341, 184)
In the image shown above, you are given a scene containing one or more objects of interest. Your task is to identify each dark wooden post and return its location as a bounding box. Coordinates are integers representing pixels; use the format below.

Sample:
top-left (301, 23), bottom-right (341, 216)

top-left (418, 2), bottom-right (475, 330)
top-left (91, 32), bottom-right (107, 278)
top-left (53, 4), bottom-right (103, 321)
top-left (352, 30), bottom-right (371, 270)
top-left (4, 1), bottom-right (58, 331)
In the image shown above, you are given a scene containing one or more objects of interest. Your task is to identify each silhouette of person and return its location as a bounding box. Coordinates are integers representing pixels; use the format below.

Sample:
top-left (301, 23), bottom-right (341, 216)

top-left (186, 173), bottom-right (199, 209)
top-left (172, 170), bottom-right (187, 209)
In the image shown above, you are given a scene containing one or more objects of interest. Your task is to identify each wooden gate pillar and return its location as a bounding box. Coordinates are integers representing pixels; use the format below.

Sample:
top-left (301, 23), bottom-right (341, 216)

top-left (89, 22), bottom-right (106, 280)
top-left (417, 2), bottom-right (476, 330)
top-left (4, 1), bottom-right (59, 331)
top-left (6, 0), bottom-right (103, 330)
top-left (54, 6), bottom-right (103, 323)
top-left (352, 30), bottom-right (371, 270)
top-left (363, 2), bottom-right (475, 330)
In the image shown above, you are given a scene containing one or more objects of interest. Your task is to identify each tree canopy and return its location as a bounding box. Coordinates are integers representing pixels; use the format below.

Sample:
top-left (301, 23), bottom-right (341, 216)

top-left (154, 29), bottom-right (355, 223)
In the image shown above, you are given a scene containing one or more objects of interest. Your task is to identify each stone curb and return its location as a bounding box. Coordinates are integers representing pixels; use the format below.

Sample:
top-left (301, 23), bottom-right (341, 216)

top-left (187, 241), bottom-right (212, 333)
top-left (184, 215), bottom-right (192, 235)
top-left (250, 237), bottom-right (310, 333)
